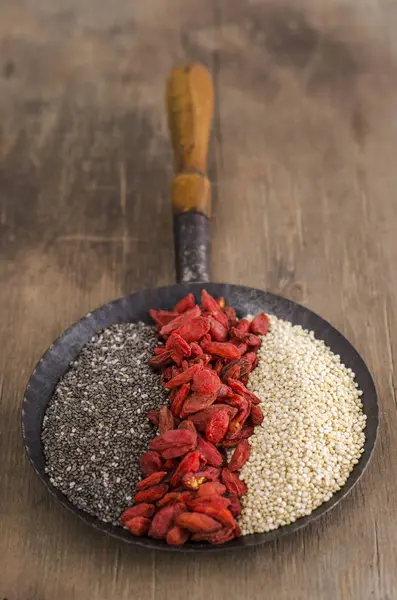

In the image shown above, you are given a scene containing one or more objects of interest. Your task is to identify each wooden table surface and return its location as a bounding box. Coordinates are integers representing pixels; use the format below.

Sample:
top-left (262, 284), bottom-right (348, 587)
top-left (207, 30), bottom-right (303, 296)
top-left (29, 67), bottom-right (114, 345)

top-left (1, 0), bottom-right (397, 598)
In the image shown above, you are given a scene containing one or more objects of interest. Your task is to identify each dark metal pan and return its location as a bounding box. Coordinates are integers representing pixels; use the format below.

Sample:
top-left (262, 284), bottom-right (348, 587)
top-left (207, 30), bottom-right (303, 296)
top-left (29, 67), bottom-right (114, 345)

top-left (22, 64), bottom-right (378, 552)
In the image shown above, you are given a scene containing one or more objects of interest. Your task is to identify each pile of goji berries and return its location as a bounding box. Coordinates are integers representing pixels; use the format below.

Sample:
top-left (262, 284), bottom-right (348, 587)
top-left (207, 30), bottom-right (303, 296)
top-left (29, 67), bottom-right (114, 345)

top-left (120, 290), bottom-right (269, 545)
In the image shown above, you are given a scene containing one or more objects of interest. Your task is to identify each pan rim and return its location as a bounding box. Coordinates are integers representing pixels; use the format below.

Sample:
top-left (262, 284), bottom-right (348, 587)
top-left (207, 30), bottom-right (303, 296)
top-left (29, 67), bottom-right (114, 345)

top-left (21, 282), bottom-right (379, 552)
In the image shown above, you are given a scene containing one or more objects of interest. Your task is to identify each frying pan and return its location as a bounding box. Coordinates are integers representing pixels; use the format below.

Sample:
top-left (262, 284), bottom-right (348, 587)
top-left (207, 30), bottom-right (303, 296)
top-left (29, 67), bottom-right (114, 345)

top-left (22, 64), bottom-right (378, 552)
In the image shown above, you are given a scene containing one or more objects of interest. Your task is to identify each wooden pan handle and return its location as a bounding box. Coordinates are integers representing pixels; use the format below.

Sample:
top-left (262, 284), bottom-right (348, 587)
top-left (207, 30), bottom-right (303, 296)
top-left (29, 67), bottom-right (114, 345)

top-left (166, 63), bottom-right (214, 217)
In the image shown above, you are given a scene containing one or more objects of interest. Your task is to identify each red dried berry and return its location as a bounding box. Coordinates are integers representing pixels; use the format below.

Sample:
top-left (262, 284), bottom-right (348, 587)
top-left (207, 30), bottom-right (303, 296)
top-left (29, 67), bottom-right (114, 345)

top-left (134, 484), bottom-right (169, 504)
top-left (250, 404), bottom-right (264, 425)
top-left (170, 451), bottom-right (200, 487)
top-left (160, 305), bottom-right (201, 336)
top-left (147, 409), bottom-right (160, 426)
top-left (229, 439), bottom-right (251, 471)
top-left (191, 368), bottom-right (221, 396)
top-left (174, 316), bottom-right (211, 343)
top-left (221, 468), bottom-right (248, 496)
top-left (180, 391), bottom-right (218, 417)
top-left (164, 363), bottom-right (203, 389)
top-left (158, 406), bottom-right (175, 434)
top-left (125, 516), bottom-right (151, 536)
top-left (197, 436), bottom-right (224, 467)
top-left (170, 383), bottom-right (190, 417)
top-left (178, 419), bottom-right (197, 433)
top-left (228, 495), bottom-right (242, 517)
top-left (206, 409), bottom-right (229, 444)
top-left (250, 313), bottom-right (270, 335)
top-left (139, 451), bottom-right (163, 476)
top-left (136, 471), bottom-right (167, 490)
top-left (120, 503), bottom-right (155, 525)
top-left (149, 309), bottom-right (179, 326)
top-left (166, 525), bottom-right (190, 545)
top-left (202, 342), bottom-right (241, 359)
top-left (175, 512), bottom-right (222, 534)
top-left (197, 482), bottom-right (227, 496)
top-left (174, 293), bottom-right (196, 314)
top-left (165, 332), bottom-right (192, 357)
top-left (150, 429), bottom-right (197, 452)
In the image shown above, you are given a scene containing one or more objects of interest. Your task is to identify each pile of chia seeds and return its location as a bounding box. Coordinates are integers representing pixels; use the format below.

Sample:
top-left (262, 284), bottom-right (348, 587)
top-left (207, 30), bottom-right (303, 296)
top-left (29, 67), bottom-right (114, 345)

top-left (42, 322), bottom-right (167, 525)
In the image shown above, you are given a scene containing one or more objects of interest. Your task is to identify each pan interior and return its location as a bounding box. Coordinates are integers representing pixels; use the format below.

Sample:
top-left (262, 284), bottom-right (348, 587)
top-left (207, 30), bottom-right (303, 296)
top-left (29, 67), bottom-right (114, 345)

top-left (22, 282), bottom-right (378, 552)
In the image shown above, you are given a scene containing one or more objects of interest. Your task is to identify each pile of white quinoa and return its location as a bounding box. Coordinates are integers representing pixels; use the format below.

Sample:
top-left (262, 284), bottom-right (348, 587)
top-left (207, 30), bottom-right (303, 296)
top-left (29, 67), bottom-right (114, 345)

top-left (238, 315), bottom-right (367, 535)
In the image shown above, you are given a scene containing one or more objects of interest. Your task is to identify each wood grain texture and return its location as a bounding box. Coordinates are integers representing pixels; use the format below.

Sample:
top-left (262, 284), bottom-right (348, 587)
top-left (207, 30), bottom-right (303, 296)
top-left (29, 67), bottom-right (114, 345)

top-left (1, 0), bottom-right (396, 598)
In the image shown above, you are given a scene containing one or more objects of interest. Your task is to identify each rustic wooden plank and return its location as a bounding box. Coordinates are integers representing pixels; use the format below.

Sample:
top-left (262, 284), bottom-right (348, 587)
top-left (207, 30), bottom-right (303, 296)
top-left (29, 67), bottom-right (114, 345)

top-left (1, 0), bottom-right (397, 598)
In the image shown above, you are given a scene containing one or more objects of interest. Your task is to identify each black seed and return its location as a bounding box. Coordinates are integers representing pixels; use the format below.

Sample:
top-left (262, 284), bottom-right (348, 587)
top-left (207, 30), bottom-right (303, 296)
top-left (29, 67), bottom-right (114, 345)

top-left (42, 322), bottom-right (167, 524)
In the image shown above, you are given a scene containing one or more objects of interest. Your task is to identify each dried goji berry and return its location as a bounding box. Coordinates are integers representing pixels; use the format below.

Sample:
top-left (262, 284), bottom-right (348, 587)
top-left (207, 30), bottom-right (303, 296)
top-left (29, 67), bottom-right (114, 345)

top-left (217, 384), bottom-right (231, 398)
top-left (160, 305), bottom-right (201, 336)
top-left (232, 341), bottom-right (248, 356)
top-left (192, 368), bottom-right (221, 396)
top-left (201, 289), bottom-right (222, 314)
top-left (163, 458), bottom-right (179, 470)
top-left (171, 365), bottom-right (182, 379)
top-left (224, 306), bottom-right (237, 326)
top-left (154, 346), bottom-right (166, 355)
top-left (250, 404), bottom-right (264, 425)
top-left (221, 468), bottom-right (248, 496)
top-left (162, 445), bottom-right (195, 460)
top-left (164, 363), bottom-right (203, 389)
top-left (202, 342), bottom-right (241, 359)
top-left (189, 353), bottom-right (212, 366)
top-left (187, 495), bottom-right (231, 511)
top-left (170, 451), bottom-right (200, 487)
top-left (238, 356), bottom-right (254, 381)
top-left (197, 436), bottom-right (224, 467)
top-left (174, 293), bottom-right (196, 314)
top-left (170, 382), bottom-right (190, 417)
top-left (149, 505), bottom-right (179, 539)
top-left (125, 516), bottom-right (151, 536)
top-left (181, 473), bottom-right (206, 490)
top-left (158, 406), bottom-right (174, 434)
top-left (228, 379), bottom-right (261, 404)
top-left (134, 483), bottom-right (169, 504)
top-left (193, 505), bottom-right (236, 529)
top-left (147, 409), bottom-right (160, 426)
top-left (150, 429), bottom-right (197, 452)
top-left (175, 512), bottom-right (222, 533)
top-left (139, 451), bottom-right (163, 476)
top-left (136, 471), bottom-right (167, 490)
top-left (157, 491), bottom-right (195, 508)
top-left (229, 439), bottom-right (251, 471)
top-left (165, 332), bottom-right (192, 357)
top-left (190, 342), bottom-right (202, 357)
top-left (241, 423), bottom-right (255, 438)
top-left (192, 527), bottom-right (236, 544)
top-left (197, 482), bottom-right (226, 496)
top-left (150, 309), bottom-right (179, 326)
top-left (120, 503), bottom-right (155, 525)
top-left (214, 359), bottom-right (224, 375)
top-left (195, 467), bottom-right (221, 481)
top-left (228, 495), bottom-right (242, 517)
top-left (235, 318), bottom-right (250, 333)
top-left (178, 419), bottom-right (197, 433)
top-left (149, 350), bottom-right (173, 369)
top-left (174, 316), bottom-right (210, 343)
top-left (208, 316), bottom-right (228, 342)
top-left (221, 362), bottom-right (241, 382)
top-left (250, 312), bottom-right (270, 335)
top-left (180, 391), bottom-right (218, 417)
top-left (206, 409), bottom-right (229, 443)
top-left (189, 405), bottom-right (237, 431)
top-left (162, 367), bottom-right (173, 381)
top-left (166, 525), bottom-right (190, 545)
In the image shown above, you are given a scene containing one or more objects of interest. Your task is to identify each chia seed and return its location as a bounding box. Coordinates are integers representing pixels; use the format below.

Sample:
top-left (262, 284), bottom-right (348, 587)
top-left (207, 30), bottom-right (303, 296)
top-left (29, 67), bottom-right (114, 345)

top-left (42, 322), bottom-right (166, 525)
